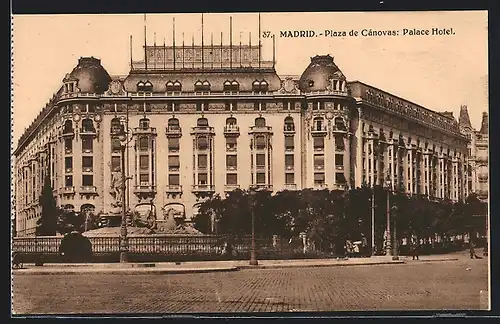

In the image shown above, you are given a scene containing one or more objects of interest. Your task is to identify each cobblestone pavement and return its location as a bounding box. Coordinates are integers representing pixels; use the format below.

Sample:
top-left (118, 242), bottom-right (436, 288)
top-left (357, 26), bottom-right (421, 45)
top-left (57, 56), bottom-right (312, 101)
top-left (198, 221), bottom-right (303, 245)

top-left (12, 257), bottom-right (488, 314)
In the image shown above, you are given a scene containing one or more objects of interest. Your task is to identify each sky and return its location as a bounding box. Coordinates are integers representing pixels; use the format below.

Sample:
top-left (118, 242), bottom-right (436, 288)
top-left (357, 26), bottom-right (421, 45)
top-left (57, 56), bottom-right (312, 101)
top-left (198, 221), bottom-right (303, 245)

top-left (11, 11), bottom-right (488, 146)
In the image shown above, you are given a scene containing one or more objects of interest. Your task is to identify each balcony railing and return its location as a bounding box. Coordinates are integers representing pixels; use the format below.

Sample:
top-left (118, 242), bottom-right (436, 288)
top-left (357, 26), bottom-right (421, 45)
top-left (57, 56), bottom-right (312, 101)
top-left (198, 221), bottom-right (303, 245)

top-left (284, 183), bottom-right (297, 190)
top-left (314, 165), bottom-right (325, 171)
top-left (254, 184), bottom-right (273, 191)
top-left (134, 127), bottom-right (157, 135)
top-left (223, 125), bottom-right (240, 135)
top-left (285, 165), bottom-right (294, 171)
top-left (249, 125), bottom-right (273, 134)
top-left (313, 183), bottom-right (328, 189)
top-left (65, 149), bottom-right (72, 154)
top-left (60, 186), bottom-right (75, 195)
top-left (80, 186), bottom-right (98, 194)
top-left (310, 125), bottom-right (328, 136)
top-left (165, 126), bottom-right (182, 137)
top-left (134, 184), bottom-right (157, 194)
top-left (332, 126), bottom-right (348, 134)
top-left (331, 183), bottom-right (347, 191)
top-left (226, 165), bottom-right (238, 171)
top-left (335, 146), bottom-right (345, 152)
top-left (335, 165), bottom-right (344, 171)
top-left (191, 126), bottom-right (215, 135)
top-left (192, 184), bottom-right (215, 193)
top-left (224, 184), bottom-right (240, 192)
top-left (283, 125), bottom-right (296, 134)
top-left (165, 185), bottom-right (183, 194)
top-left (80, 128), bottom-right (97, 136)
top-left (82, 167), bottom-right (93, 173)
top-left (61, 129), bottom-right (74, 137)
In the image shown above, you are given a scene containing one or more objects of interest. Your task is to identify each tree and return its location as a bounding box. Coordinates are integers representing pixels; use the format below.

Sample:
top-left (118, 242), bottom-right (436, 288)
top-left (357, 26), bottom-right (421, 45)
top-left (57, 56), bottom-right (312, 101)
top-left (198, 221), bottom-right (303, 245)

top-left (36, 174), bottom-right (58, 236)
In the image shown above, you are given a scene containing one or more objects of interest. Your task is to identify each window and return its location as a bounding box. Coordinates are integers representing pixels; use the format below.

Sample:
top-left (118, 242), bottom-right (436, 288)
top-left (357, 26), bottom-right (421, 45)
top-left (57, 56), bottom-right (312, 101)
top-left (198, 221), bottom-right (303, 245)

top-left (252, 80), bottom-right (269, 92)
top-left (195, 80), bottom-right (211, 92)
top-left (226, 117), bottom-right (237, 125)
top-left (335, 135), bottom-right (345, 150)
top-left (82, 175), bottom-right (93, 186)
top-left (226, 173), bottom-right (238, 185)
top-left (224, 80), bottom-right (239, 92)
top-left (139, 118), bottom-right (150, 129)
top-left (63, 120), bottom-right (73, 134)
top-left (137, 81), bottom-right (153, 92)
top-left (168, 156), bottom-right (180, 171)
top-left (82, 156), bottom-right (93, 170)
top-left (198, 154), bottom-right (208, 169)
top-left (285, 136), bottom-right (294, 151)
top-left (226, 137), bottom-right (237, 151)
top-left (196, 136), bottom-right (208, 150)
top-left (285, 173), bottom-right (295, 185)
top-left (82, 138), bottom-right (93, 152)
top-left (197, 118), bottom-right (209, 127)
top-left (226, 155), bottom-right (237, 169)
top-left (169, 174), bottom-right (180, 186)
top-left (256, 172), bottom-right (266, 184)
top-left (334, 118), bottom-right (346, 131)
top-left (335, 154), bottom-right (344, 166)
top-left (284, 117), bottom-right (295, 131)
top-left (65, 175), bottom-right (73, 187)
top-left (314, 155), bottom-right (324, 170)
top-left (256, 154), bottom-right (266, 167)
top-left (65, 157), bottom-right (73, 172)
top-left (81, 119), bottom-right (95, 132)
top-left (313, 137), bottom-right (324, 151)
top-left (336, 173), bottom-right (347, 184)
top-left (255, 135), bottom-right (266, 149)
top-left (168, 138), bottom-right (180, 152)
top-left (314, 173), bottom-right (325, 184)
top-left (139, 155), bottom-right (149, 170)
top-left (64, 138), bottom-right (73, 153)
top-left (166, 80), bottom-right (182, 92)
top-left (167, 118), bottom-right (180, 130)
top-left (138, 137), bottom-right (149, 151)
top-left (198, 173), bottom-right (208, 185)
top-left (285, 154), bottom-right (294, 170)
top-left (313, 118), bottom-right (324, 131)
top-left (139, 174), bottom-right (149, 185)
top-left (255, 117), bottom-right (266, 127)
top-left (111, 156), bottom-right (121, 172)
top-left (111, 138), bottom-right (121, 153)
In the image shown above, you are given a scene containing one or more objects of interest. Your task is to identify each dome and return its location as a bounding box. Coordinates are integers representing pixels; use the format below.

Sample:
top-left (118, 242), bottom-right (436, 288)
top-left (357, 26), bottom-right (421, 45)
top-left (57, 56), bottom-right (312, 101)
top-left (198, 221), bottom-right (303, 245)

top-left (298, 55), bottom-right (346, 92)
top-left (66, 57), bottom-right (111, 94)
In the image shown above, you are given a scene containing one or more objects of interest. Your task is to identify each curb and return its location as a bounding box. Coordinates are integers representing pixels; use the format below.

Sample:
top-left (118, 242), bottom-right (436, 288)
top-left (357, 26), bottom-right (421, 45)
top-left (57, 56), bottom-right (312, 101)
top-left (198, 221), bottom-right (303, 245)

top-left (237, 260), bottom-right (406, 269)
top-left (12, 266), bottom-right (239, 275)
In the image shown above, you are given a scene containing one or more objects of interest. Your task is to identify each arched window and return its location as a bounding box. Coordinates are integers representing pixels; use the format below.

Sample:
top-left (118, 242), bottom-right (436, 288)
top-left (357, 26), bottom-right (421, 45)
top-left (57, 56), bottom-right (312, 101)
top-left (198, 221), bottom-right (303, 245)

top-left (335, 117), bottom-right (346, 131)
top-left (255, 117), bottom-right (266, 127)
top-left (197, 136), bottom-right (208, 150)
top-left (197, 118), bottom-right (209, 127)
top-left (313, 117), bottom-right (324, 131)
top-left (195, 80), bottom-right (211, 92)
top-left (139, 118), bottom-right (150, 130)
top-left (284, 116), bottom-right (295, 131)
top-left (252, 80), bottom-right (269, 92)
top-left (168, 118), bottom-right (180, 130)
top-left (81, 118), bottom-right (95, 132)
top-left (63, 120), bottom-right (73, 133)
top-left (110, 118), bottom-right (122, 135)
top-left (167, 80), bottom-right (182, 92)
top-left (226, 117), bottom-right (237, 125)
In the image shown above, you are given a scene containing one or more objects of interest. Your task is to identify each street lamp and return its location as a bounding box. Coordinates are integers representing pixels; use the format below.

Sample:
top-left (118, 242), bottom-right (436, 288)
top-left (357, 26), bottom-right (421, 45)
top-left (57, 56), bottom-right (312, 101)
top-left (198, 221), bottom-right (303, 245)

top-left (248, 186), bottom-right (258, 266)
top-left (391, 205), bottom-right (399, 260)
top-left (384, 176), bottom-right (393, 257)
top-left (117, 127), bottom-right (129, 263)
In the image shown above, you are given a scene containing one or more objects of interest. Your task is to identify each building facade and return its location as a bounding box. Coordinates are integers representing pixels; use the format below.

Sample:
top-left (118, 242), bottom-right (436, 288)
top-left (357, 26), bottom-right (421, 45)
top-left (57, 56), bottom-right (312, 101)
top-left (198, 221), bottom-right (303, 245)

top-left (14, 39), bottom-right (486, 236)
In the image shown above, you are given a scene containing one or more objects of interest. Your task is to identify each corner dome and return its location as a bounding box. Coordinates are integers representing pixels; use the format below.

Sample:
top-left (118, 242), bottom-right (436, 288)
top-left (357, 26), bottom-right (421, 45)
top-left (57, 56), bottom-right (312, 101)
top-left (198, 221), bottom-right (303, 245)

top-left (66, 57), bottom-right (112, 94)
top-left (298, 55), bottom-right (346, 92)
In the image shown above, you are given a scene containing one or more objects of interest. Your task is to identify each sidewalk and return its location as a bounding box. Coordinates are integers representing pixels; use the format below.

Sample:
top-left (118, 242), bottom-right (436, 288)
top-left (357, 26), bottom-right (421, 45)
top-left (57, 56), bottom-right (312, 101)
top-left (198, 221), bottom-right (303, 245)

top-left (13, 252), bottom-right (467, 275)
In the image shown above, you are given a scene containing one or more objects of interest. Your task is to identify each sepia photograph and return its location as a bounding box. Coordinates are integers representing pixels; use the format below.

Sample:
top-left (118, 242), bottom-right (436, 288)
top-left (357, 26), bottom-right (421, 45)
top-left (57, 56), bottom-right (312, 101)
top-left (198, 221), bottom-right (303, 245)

top-left (11, 11), bottom-right (489, 315)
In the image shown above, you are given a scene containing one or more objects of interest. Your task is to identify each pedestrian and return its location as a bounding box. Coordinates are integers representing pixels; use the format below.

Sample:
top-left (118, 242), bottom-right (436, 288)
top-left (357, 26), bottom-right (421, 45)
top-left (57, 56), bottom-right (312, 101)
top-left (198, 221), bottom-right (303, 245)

top-left (469, 240), bottom-right (482, 259)
top-left (410, 236), bottom-right (420, 260)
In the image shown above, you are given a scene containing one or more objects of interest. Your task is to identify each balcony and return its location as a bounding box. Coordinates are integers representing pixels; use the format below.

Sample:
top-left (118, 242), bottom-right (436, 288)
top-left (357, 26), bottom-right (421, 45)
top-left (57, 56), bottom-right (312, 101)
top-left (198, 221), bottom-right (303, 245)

top-left (80, 128), bottom-right (97, 137)
top-left (314, 164), bottom-right (325, 171)
top-left (134, 184), bottom-right (157, 194)
top-left (223, 125), bottom-right (240, 136)
top-left (313, 183), bottom-right (328, 189)
top-left (82, 167), bottom-right (93, 173)
top-left (190, 126), bottom-right (215, 135)
top-left (253, 184), bottom-right (273, 191)
top-left (134, 127), bottom-right (157, 136)
top-left (285, 165), bottom-right (294, 171)
top-left (80, 186), bottom-right (98, 195)
top-left (65, 149), bottom-right (73, 155)
top-left (192, 184), bottom-right (215, 193)
top-left (310, 125), bottom-right (328, 136)
top-left (165, 184), bottom-right (183, 194)
top-left (331, 183), bottom-right (347, 191)
top-left (82, 148), bottom-right (93, 154)
top-left (284, 183), bottom-right (297, 190)
top-left (335, 146), bottom-right (345, 152)
top-left (61, 129), bottom-right (75, 138)
top-left (224, 184), bottom-right (240, 192)
top-left (226, 165), bottom-right (238, 172)
top-left (249, 125), bottom-right (273, 135)
top-left (60, 186), bottom-right (75, 195)
top-left (165, 126), bottom-right (182, 137)
top-left (283, 125), bottom-right (296, 135)
top-left (256, 165), bottom-right (266, 171)
top-left (335, 165), bottom-right (344, 171)
top-left (332, 126), bottom-right (348, 134)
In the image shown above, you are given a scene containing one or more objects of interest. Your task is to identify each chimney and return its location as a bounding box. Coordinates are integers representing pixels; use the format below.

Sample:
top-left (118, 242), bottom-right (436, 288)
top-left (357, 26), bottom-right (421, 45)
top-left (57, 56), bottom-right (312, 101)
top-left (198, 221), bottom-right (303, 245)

top-left (479, 111), bottom-right (488, 135)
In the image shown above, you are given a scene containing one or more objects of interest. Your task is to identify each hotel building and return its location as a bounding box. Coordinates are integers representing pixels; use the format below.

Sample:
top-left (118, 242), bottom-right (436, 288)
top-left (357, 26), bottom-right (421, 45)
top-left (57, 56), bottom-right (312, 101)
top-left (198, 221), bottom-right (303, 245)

top-left (13, 30), bottom-right (488, 236)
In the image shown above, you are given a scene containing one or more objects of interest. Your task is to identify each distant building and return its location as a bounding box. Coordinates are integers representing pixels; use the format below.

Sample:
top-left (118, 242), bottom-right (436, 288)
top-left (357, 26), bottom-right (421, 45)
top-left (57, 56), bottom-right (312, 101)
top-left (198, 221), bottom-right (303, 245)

top-left (458, 106), bottom-right (489, 202)
top-left (13, 28), bottom-right (484, 236)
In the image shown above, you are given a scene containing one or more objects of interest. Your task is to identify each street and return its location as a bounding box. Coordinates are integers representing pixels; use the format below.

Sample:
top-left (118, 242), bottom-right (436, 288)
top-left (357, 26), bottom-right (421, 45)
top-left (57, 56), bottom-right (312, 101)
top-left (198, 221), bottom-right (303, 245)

top-left (12, 256), bottom-right (488, 314)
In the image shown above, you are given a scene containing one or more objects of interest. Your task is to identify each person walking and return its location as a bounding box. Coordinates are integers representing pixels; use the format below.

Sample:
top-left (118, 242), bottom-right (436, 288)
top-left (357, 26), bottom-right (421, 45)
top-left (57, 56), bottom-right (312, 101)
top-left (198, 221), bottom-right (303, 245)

top-left (410, 235), bottom-right (420, 260)
top-left (469, 239), bottom-right (482, 259)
